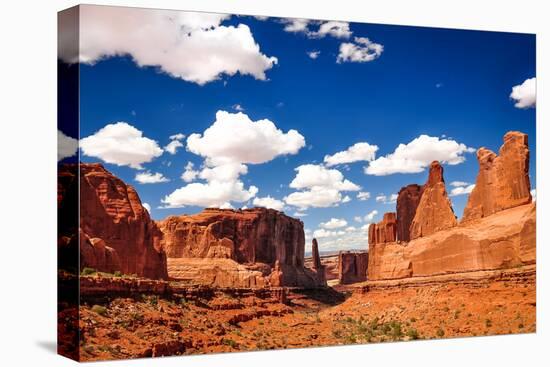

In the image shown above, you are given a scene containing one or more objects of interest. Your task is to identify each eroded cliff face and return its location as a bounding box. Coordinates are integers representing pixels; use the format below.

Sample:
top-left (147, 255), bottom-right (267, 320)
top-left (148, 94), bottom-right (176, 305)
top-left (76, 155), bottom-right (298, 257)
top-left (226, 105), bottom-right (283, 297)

top-left (367, 131), bottom-right (535, 281)
top-left (367, 203), bottom-right (536, 280)
top-left (368, 213), bottom-right (397, 245)
top-left (58, 163), bottom-right (168, 279)
top-left (410, 161), bottom-right (457, 239)
top-left (462, 131), bottom-right (532, 222)
top-left (338, 251), bottom-right (369, 284)
top-left (159, 208), bottom-right (326, 288)
top-left (396, 184), bottom-right (424, 242)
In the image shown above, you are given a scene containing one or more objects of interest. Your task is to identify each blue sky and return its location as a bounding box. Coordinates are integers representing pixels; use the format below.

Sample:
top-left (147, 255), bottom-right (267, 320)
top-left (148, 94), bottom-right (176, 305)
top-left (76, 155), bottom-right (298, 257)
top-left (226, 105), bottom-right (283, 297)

top-left (58, 6), bottom-right (536, 253)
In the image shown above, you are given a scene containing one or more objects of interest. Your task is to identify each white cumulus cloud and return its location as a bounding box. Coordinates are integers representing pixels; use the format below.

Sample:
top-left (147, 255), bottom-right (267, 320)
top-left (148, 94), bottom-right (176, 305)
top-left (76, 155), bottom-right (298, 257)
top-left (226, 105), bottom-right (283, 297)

top-left (142, 203), bottom-right (151, 212)
top-left (181, 161), bottom-right (199, 182)
top-left (307, 50), bottom-right (321, 59)
top-left (320, 218), bottom-right (348, 229)
top-left (531, 189), bottom-right (536, 202)
top-left (253, 196), bottom-right (285, 211)
top-left (58, 130), bottom-right (78, 161)
top-left (187, 111), bottom-right (305, 166)
top-left (135, 171), bottom-right (170, 184)
top-left (164, 133), bottom-right (185, 155)
top-left (309, 21), bottom-right (352, 39)
top-left (375, 194), bottom-right (398, 204)
top-left (510, 77), bottom-right (536, 109)
top-left (364, 209), bottom-right (378, 222)
top-left (80, 122), bottom-right (163, 169)
top-left (365, 135), bottom-right (475, 176)
top-left (162, 180), bottom-right (258, 208)
top-left (449, 183), bottom-right (475, 197)
top-left (337, 37), bottom-right (383, 63)
top-left (59, 6), bottom-right (277, 85)
top-left (324, 142), bottom-right (379, 166)
top-left (357, 191), bottom-right (371, 201)
top-left (285, 164), bottom-right (360, 209)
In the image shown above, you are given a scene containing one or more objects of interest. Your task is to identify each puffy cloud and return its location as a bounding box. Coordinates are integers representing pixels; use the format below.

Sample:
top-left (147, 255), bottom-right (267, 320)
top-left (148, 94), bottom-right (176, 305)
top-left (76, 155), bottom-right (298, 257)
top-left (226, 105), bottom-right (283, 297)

top-left (531, 189), bottom-right (536, 202)
top-left (449, 184), bottom-right (475, 197)
top-left (233, 104), bottom-right (244, 111)
top-left (284, 187), bottom-right (342, 209)
top-left (309, 21), bottom-right (352, 39)
top-left (364, 209), bottom-right (378, 222)
top-left (307, 50), bottom-right (321, 59)
top-left (365, 135), bottom-right (475, 176)
top-left (354, 216), bottom-right (363, 223)
top-left (135, 171), bottom-right (170, 184)
top-left (164, 133), bottom-right (185, 155)
top-left (337, 37), bottom-right (383, 63)
top-left (510, 77), bottom-right (536, 109)
top-left (58, 130), bottom-right (78, 161)
top-left (375, 194), bottom-right (398, 204)
top-left (285, 164), bottom-right (360, 209)
top-left (187, 111), bottom-right (305, 166)
top-left (161, 180), bottom-right (258, 208)
top-left (80, 122), bottom-right (163, 169)
top-left (142, 203), bottom-right (151, 212)
top-left (342, 195), bottom-right (352, 203)
top-left (293, 211), bottom-right (308, 217)
top-left (199, 163), bottom-right (248, 182)
top-left (252, 196), bottom-right (285, 211)
top-left (60, 6), bottom-right (277, 85)
top-left (357, 191), bottom-right (371, 201)
top-left (324, 142), bottom-right (378, 167)
top-left (281, 18), bottom-right (311, 33)
top-left (289, 164), bottom-right (360, 191)
top-left (181, 161), bottom-right (199, 182)
top-left (320, 218), bottom-right (348, 229)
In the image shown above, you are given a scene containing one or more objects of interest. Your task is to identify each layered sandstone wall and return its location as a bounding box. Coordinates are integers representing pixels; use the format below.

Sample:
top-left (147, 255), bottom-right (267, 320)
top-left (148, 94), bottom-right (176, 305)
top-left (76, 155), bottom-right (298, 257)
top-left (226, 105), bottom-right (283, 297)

top-left (462, 131), bottom-right (532, 222)
top-left (367, 203), bottom-right (535, 280)
top-left (338, 251), bottom-right (369, 284)
top-left (367, 131), bottom-right (535, 281)
top-left (58, 163), bottom-right (168, 279)
top-left (368, 213), bottom-right (397, 245)
top-left (159, 208), bottom-right (326, 288)
top-left (396, 184), bottom-right (424, 242)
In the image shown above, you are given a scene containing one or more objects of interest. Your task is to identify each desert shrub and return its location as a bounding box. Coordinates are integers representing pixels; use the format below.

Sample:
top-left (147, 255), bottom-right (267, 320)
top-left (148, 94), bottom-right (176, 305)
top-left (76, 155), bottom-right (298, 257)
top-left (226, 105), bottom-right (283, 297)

top-left (436, 328), bottom-right (445, 337)
top-left (113, 271), bottom-right (122, 277)
top-left (485, 319), bottom-right (492, 328)
top-left (407, 328), bottom-right (419, 340)
top-left (222, 338), bottom-right (238, 348)
top-left (91, 305), bottom-right (107, 316)
top-left (81, 267), bottom-right (96, 276)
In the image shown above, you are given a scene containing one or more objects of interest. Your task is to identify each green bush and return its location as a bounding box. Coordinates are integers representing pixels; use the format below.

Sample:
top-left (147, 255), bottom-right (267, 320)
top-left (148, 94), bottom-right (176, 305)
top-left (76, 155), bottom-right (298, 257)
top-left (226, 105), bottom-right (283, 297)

top-left (407, 328), bottom-right (419, 340)
top-left (113, 271), bottom-right (122, 277)
top-left (436, 328), bottom-right (445, 338)
top-left (81, 267), bottom-right (96, 276)
top-left (91, 305), bottom-right (107, 316)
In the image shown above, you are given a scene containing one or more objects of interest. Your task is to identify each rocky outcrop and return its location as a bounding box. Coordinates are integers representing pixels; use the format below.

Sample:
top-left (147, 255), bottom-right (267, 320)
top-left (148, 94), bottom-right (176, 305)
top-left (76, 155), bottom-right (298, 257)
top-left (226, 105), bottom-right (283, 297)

top-left (338, 251), bottom-right (369, 284)
top-left (463, 131), bottom-right (532, 222)
top-left (159, 208), bottom-right (326, 288)
top-left (396, 184), bottom-right (424, 242)
top-left (79, 231), bottom-right (121, 274)
top-left (58, 163), bottom-right (168, 279)
top-left (368, 212), bottom-right (397, 245)
top-left (311, 238), bottom-right (322, 270)
top-left (367, 203), bottom-right (535, 280)
top-left (410, 161), bottom-right (457, 239)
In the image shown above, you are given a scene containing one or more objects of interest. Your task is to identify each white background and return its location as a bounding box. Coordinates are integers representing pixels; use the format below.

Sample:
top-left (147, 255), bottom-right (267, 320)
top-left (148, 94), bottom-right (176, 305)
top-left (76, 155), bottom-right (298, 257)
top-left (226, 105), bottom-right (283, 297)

top-left (0, 0), bottom-right (547, 366)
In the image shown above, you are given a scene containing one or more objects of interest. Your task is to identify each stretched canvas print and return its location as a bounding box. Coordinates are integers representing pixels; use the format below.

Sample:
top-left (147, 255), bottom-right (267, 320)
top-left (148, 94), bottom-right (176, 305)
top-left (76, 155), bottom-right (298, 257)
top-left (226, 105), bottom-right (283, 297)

top-left (57, 4), bottom-right (537, 362)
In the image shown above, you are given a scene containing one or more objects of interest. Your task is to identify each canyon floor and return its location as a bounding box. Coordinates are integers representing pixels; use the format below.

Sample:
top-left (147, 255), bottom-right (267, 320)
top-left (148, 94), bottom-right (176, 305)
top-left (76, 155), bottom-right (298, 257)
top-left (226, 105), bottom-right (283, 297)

top-left (69, 265), bottom-right (535, 361)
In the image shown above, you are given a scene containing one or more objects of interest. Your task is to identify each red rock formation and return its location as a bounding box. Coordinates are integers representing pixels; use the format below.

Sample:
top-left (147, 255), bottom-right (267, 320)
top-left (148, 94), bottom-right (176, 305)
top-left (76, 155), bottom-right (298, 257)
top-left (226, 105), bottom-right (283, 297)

top-left (367, 203), bottom-right (535, 280)
top-left (159, 208), bottom-right (326, 288)
top-left (58, 163), bottom-right (168, 279)
top-left (311, 238), bottom-right (322, 270)
top-left (79, 230), bottom-right (121, 273)
top-left (368, 212), bottom-right (397, 245)
top-left (410, 161), bottom-right (457, 239)
top-left (396, 184), bottom-right (424, 242)
top-left (338, 251), bottom-right (369, 284)
top-left (463, 131), bottom-right (532, 222)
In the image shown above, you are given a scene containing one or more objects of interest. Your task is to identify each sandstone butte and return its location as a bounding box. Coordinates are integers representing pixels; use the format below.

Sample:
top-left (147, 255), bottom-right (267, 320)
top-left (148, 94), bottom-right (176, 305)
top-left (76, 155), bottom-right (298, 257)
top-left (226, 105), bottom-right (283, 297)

top-left (462, 131), bottom-right (532, 222)
top-left (58, 163), bottom-right (168, 279)
top-left (338, 251), bottom-right (369, 284)
top-left (158, 209), bottom-right (326, 288)
top-left (367, 131), bottom-right (535, 281)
